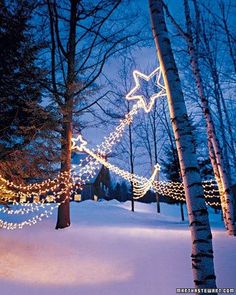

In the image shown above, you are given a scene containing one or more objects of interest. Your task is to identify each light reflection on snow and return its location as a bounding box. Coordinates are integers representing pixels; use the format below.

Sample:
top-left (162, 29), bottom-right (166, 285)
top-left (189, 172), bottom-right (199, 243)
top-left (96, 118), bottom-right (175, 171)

top-left (0, 237), bottom-right (133, 286)
top-left (0, 201), bottom-right (234, 295)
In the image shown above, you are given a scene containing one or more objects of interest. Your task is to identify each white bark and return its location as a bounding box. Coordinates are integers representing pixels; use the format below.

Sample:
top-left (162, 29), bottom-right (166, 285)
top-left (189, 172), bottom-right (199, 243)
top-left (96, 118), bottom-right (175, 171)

top-left (184, 0), bottom-right (236, 235)
top-left (208, 138), bottom-right (225, 205)
top-left (200, 13), bottom-right (236, 181)
top-left (148, 0), bottom-right (217, 289)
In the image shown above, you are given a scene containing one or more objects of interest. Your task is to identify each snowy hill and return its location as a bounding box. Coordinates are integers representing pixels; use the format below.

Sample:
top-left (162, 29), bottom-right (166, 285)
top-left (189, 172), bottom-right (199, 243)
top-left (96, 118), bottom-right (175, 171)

top-left (0, 200), bottom-right (235, 295)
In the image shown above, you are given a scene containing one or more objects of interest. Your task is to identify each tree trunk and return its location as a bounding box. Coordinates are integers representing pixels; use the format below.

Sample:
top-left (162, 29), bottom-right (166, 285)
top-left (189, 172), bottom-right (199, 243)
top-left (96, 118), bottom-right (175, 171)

top-left (207, 139), bottom-right (227, 220)
top-left (208, 139), bottom-right (224, 198)
top-left (184, 0), bottom-right (235, 235)
top-left (201, 18), bottom-right (235, 183)
top-left (149, 0), bottom-right (217, 289)
top-left (156, 192), bottom-right (160, 213)
top-left (156, 170), bottom-right (160, 213)
top-left (152, 105), bottom-right (161, 213)
top-left (55, 110), bottom-right (72, 229)
top-left (180, 202), bottom-right (185, 221)
top-left (56, 0), bottom-right (77, 229)
top-left (128, 103), bottom-right (135, 212)
top-left (218, 83), bottom-right (236, 168)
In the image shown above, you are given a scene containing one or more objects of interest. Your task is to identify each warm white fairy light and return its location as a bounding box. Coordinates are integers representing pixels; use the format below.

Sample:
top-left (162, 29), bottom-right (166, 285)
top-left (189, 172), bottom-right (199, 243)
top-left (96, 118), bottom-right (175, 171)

top-left (152, 179), bottom-right (221, 206)
top-left (72, 135), bottom-right (88, 152)
top-left (70, 103), bottom-right (141, 187)
top-left (0, 202), bottom-right (51, 215)
top-left (0, 77), bottom-right (163, 203)
top-left (0, 193), bottom-right (71, 230)
top-left (0, 160), bottom-right (220, 228)
top-left (71, 135), bottom-right (220, 206)
top-left (0, 163), bottom-right (221, 229)
top-left (0, 178), bottom-right (67, 204)
top-left (133, 163), bottom-right (161, 199)
top-left (0, 206), bottom-right (55, 230)
top-left (0, 68), bottom-right (221, 229)
top-left (126, 67), bottom-right (166, 113)
top-left (0, 103), bottom-right (141, 228)
top-left (0, 172), bottom-right (65, 194)
top-left (0, 102), bottom-right (140, 197)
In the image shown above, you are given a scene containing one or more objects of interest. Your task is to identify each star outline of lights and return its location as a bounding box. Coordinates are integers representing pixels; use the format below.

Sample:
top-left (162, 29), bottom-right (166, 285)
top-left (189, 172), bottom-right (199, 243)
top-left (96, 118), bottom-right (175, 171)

top-left (71, 134), bottom-right (87, 152)
top-left (126, 67), bottom-right (166, 113)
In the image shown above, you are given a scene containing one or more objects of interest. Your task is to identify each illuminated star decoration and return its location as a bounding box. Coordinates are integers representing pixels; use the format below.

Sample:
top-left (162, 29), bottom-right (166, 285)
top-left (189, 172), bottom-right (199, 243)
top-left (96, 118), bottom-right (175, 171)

top-left (126, 67), bottom-right (166, 113)
top-left (154, 163), bottom-right (161, 172)
top-left (71, 135), bottom-right (87, 152)
top-left (150, 163), bottom-right (161, 183)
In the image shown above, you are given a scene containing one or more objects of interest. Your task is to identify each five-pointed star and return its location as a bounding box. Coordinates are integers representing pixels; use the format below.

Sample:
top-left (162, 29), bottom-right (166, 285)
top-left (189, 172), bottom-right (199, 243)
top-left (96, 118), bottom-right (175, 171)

top-left (126, 67), bottom-right (166, 113)
top-left (71, 135), bottom-right (87, 152)
top-left (154, 163), bottom-right (161, 172)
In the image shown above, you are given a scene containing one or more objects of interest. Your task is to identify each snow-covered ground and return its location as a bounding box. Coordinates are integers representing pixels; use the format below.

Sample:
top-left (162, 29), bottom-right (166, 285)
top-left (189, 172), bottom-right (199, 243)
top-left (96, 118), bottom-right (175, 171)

top-left (0, 200), bottom-right (235, 295)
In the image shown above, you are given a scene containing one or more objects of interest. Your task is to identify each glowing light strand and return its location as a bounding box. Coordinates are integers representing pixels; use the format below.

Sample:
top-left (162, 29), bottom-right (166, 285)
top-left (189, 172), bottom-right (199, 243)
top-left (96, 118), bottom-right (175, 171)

top-left (126, 67), bottom-right (166, 113)
top-left (72, 138), bottom-right (220, 205)
top-left (0, 68), bottom-right (222, 228)
top-left (72, 135), bottom-right (220, 205)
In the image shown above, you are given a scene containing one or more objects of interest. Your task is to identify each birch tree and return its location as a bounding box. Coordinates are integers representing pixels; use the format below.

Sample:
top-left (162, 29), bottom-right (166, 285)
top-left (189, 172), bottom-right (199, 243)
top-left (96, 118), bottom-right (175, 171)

top-left (149, 0), bottom-right (217, 289)
top-left (200, 14), bottom-right (236, 170)
top-left (183, 0), bottom-right (235, 235)
top-left (204, 0), bottom-right (236, 73)
top-left (161, 0), bottom-right (236, 235)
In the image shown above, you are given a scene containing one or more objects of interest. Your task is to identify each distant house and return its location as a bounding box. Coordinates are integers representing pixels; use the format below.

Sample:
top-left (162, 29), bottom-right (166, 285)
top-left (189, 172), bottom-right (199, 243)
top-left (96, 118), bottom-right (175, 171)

top-left (71, 151), bottom-right (110, 202)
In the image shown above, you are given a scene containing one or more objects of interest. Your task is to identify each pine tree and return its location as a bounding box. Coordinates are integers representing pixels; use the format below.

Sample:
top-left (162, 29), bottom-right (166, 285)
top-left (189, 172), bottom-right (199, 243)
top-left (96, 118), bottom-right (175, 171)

top-left (0, 0), bottom-right (59, 184)
top-left (161, 146), bottom-right (180, 182)
top-left (161, 144), bottom-right (185, 220)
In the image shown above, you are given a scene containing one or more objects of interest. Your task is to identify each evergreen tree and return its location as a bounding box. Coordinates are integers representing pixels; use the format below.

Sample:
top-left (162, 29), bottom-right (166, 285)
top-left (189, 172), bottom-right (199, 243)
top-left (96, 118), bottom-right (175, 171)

top-left (198, 158), bottom-right (214, 180)
top-left (120, 181), bottom-right (129, 202)
top-left (0, 0), bottom-right (59, 184)
top-left (161, 145), bottom-right (181, 183)
top-left (113, 183), bottom-right (122, 202)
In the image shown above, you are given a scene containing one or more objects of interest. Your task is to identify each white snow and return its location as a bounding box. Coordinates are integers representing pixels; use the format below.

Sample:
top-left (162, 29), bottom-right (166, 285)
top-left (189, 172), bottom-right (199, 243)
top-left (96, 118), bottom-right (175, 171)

top-left (0, 200), bottom-right (235, 295)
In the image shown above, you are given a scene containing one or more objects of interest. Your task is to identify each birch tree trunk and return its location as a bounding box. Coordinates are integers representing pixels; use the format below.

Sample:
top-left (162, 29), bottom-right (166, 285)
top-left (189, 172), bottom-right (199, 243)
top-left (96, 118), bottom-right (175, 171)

top-left (208, 138), bottom-right (225, 205)
top-left (184, 0), bottom-right (236, 235)
top-left (201, 17), bottom-right (236, 181)
top-left (149, 0), bottom-right (217, 289)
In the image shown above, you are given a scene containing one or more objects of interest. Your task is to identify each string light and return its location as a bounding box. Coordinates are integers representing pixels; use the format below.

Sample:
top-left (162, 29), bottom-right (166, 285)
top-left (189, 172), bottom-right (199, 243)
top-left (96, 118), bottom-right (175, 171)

top-left (133, 164), bottom-right (160, 199)
top-left (71, 134), bottom-right (220, 206)
top-left (72, 135), bottom-right (88, 152)
top-left (0, 102), bottom-right (140, 197)
top-left (0, 103), bottom-right (141, 228)
top-left (0, 68), bottom-right (222, 229)
top-left (0, 194), bottom-right (71, 230)
top-left (126, 67), bottom-right (166, 113)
